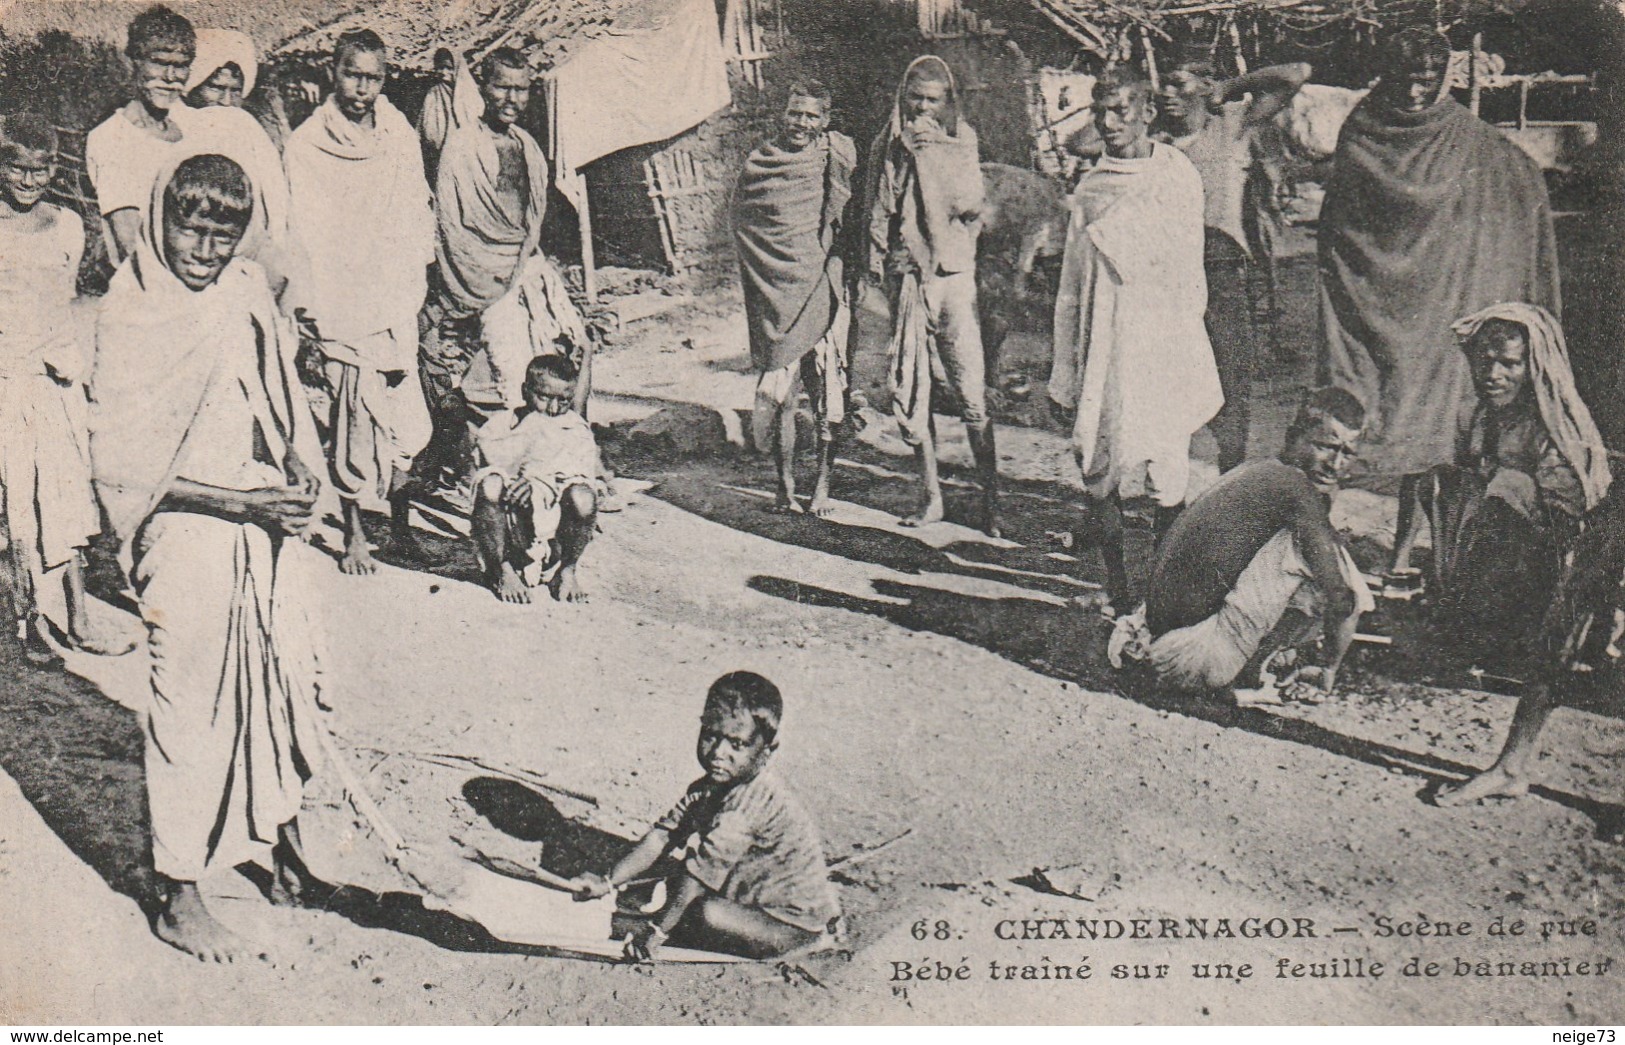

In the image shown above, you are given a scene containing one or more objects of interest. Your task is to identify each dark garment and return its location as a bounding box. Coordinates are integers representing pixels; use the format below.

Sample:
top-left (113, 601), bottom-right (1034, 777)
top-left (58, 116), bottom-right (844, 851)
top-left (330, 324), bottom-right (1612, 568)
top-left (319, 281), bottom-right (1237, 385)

top-left (1539, 489), bottom-right (1625, 694)
top-left (1205, 229), bottom-right (1258, 472)
top-left (1429, 400), bottom-right (1588, 659)
top-left (1148, 459), bottom-right (1331, 636)
top-left (734, 133), bottom-right (855, 373)
top-left (1318, 96), bottom-right (1560, 479)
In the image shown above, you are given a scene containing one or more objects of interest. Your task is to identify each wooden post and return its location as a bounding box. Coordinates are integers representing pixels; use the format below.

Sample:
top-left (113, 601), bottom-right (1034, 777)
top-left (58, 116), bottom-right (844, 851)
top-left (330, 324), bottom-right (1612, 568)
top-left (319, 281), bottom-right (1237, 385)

top-left (1140, 25), bottom-right (1160, 92)
top-left (1227, 15), bottom-right (1248, 75)
top-left (1469, 31), bottom-right (1482, 115)
top-left (575, 172), bottom-right (598, 303)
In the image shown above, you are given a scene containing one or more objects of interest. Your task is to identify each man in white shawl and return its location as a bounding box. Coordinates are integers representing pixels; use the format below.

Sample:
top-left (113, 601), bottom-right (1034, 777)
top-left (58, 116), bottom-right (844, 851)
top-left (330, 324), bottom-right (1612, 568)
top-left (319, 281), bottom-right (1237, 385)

top-left (1048, 68), bottom-right (1222, 614)
top-left (284, 29), bottom-right (436, 575)
top-left (91, 154), bottom-right (325, 962)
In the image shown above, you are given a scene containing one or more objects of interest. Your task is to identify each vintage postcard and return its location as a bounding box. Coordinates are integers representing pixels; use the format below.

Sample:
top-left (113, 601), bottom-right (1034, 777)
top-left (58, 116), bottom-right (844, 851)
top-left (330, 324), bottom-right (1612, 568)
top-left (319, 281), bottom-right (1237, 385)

top-left (0, 0), bottom-right (1620, 1027)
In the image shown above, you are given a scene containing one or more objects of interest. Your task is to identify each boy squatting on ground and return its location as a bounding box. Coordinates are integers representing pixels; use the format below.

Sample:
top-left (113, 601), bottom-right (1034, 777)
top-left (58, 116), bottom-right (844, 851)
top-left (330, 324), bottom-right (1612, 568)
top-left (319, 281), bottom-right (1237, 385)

top-left (569, 672), bottom-right (842, 961)
top-left (471, 352), bottom-right (600, 604)
top-left (0, 114), bottom-right (135, 665)
top-left (1112, 388), bottom-right (1375, 704)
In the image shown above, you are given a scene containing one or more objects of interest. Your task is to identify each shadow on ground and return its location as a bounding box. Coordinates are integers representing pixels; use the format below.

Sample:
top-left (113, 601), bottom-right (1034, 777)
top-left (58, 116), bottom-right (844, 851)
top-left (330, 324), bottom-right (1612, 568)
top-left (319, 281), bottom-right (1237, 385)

top-left (745, 572), bottom-right (1625, 840)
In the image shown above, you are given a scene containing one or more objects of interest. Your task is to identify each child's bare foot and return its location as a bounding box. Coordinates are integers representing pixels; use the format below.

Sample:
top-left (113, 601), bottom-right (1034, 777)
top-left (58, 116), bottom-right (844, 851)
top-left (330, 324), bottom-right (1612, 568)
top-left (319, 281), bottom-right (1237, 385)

top-left (767, 493), bottom-right (805, 515)
top-left (493, 563), bottom-right (531, 604)
top-left (1435, 767), bottom-right (1530, 807)
top-left (809, 493), bottom-right (836, 518)
top-left (153, 883), bottom-right (266, 964)
top-left (339, 535), bottom-right (377, 576)
top-left (551, 566), bottom-right (588, 604)
top-left (899, 497), bottom-right (944, 528)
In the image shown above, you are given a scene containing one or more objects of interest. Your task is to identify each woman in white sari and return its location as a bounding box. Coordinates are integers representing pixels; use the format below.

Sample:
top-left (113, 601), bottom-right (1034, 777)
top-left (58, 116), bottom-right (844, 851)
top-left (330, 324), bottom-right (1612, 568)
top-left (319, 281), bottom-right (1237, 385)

top-left (91, 153), bottom-right (323, 962)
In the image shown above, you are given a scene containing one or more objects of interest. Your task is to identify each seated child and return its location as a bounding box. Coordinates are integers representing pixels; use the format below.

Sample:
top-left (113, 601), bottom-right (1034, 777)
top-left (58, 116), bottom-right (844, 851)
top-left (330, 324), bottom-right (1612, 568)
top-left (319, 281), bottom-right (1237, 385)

top-left (0, 113), bottom-right (134, 664)
top-left (471, 353), bottom-right (600, 604)
top-left (570, 671), bottom-right (842, 961)
top-left (1390, 304), bottom-right (1612, 663)
top-left (1115, 388), bottom-right (1373, 703)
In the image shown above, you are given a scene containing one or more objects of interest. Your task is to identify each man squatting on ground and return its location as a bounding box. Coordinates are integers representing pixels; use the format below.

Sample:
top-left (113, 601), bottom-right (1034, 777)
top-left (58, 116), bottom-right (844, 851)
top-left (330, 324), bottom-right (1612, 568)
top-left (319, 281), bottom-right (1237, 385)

top-left (1159, 57), bottom-right (1310, 473)
top-left (734, 80), bottom-right (856, 517)
top-left (91, 154), bottom-right (326, 962)
top-left (1437, 483), bottom-right (1625, 809)
top-left (284, 28), bottom-right (436, 576)
top-left (0, 115), bottom-right (134, 665)
top-left (569, 672), bottom-right (842, 961)
top-left (1047, 68), bottom-right (1222, 614)
top-left (1116, 388), bottom-right (1374, 704)
top-left (867, 55), bottom-right (1001, 536)
top-left (471, 353), bottom-right (600, 604)
top-left (1400, 305), bottom-right (1612, 664)
top-left (419, 48), bottom-right (592, 501)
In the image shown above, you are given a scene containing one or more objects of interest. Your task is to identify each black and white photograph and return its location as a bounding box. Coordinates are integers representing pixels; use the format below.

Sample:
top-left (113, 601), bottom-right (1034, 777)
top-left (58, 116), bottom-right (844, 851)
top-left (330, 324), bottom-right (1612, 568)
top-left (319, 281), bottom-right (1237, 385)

top-left (0, 0), bottom-right (1621, 1027)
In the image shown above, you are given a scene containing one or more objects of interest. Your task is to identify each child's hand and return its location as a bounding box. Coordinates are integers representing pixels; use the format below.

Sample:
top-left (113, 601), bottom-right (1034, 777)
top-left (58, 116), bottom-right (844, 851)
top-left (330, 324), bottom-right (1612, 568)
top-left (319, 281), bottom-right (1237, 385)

top-left (622, 923), bottom-right (666, 963)
top-left (570, 873), bottom-right (611, 901)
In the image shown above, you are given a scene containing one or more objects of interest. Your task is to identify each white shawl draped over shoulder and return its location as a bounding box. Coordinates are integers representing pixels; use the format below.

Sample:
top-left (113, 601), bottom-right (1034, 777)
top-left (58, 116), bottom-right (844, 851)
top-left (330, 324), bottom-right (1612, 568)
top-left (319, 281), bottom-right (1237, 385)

top-left (1049, 142), bottom-right (1222, 473)
top-left (90, 161), bottom-right (315, 557)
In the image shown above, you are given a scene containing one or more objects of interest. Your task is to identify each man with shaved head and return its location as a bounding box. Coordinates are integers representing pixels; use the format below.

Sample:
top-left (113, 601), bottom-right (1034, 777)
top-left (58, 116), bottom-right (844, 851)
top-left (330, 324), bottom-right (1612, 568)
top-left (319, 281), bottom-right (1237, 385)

top-left (1048, 68), bottom-right (1221, 615)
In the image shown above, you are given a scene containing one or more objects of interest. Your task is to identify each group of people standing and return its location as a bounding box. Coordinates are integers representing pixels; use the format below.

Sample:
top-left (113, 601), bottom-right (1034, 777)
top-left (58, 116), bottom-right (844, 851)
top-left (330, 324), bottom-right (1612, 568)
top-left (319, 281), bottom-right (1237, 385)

top-left (733, 34), bottom-right (1621, 818)
top-left (2, 4), bottom-right (1622, 969)
top-left (2, 6), bottom-right (612, 962)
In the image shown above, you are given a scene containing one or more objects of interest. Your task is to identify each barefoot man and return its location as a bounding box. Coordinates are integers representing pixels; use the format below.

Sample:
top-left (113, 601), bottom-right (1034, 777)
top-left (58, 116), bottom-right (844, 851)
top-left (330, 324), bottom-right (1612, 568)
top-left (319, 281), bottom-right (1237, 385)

top-left (1318, 30), bottom-right (1560, 589)
top-left (284, 29), bottom-right (436, 575)
top-left (734, 80), bottom-right (856, 516)
top-left (92, 155), bottom-right (325, 961)
top-left (1118, 388), bottom-right (1373, 703)
top-left (421, 48), bottom-right (590, 500)
top-left (1437, 487), bottom-right (1623, 809)
top-left (1048, 68), bottom-right (1222, 614)
top-left (0, 114), bottom-right (136, 665)
top-left (866, 55), bottom-right (1000, 535)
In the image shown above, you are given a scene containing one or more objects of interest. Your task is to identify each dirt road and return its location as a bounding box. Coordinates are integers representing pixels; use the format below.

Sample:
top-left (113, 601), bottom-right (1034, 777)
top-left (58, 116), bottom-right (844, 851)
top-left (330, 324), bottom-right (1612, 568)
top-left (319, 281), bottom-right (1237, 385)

top-left (3, 279), bottom-right (1622, 1025)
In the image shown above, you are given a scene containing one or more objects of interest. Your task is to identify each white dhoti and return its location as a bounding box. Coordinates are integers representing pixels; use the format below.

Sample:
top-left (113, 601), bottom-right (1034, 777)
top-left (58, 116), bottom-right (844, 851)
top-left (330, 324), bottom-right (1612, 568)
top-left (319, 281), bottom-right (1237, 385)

top-left (751, 302), bottom-right (849, 453)
top-left (464, 253), bottom-right (589, 411)
top-left (1149, 529), bottom-right (1374, 692)
top-left (133, 512), bottom-right (312, 880)
top-left (0, 373), bottom-right (101, 624)
top-left (320, 330), bottom-right (432, 503)
top-left (1049, 144), bottom-right (1221, 508)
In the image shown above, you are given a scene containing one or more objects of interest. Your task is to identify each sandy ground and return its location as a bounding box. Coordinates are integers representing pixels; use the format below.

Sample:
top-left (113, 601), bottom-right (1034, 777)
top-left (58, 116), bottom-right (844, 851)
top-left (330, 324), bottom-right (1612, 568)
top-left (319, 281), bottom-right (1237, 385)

top-left (3, 262), bottom-right (1623, 1026)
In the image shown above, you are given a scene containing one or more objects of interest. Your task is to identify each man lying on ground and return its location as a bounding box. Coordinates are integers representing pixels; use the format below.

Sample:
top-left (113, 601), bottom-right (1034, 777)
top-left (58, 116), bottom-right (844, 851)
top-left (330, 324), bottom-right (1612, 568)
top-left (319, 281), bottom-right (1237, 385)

top-left (570, 671), bottom-right (841, 961)
top-left (1114, 388), bottom-right (1373, 704)
top-left (471, 353), bottom-right (600, 604)
top-left (1435, 482), bottom-right (1624, 814)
